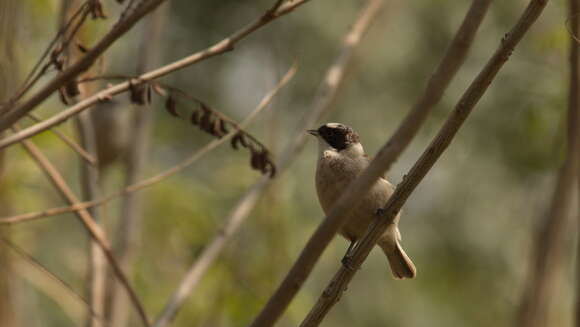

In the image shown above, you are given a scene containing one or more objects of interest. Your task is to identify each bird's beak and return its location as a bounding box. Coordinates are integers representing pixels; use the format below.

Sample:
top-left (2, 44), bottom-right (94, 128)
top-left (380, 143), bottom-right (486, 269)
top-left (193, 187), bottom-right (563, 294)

top-left (307, 129), bottom-right (319, 136)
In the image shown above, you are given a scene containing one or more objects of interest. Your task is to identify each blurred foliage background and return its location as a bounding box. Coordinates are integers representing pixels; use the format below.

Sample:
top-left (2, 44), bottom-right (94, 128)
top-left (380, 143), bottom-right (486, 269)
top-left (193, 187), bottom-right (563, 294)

top-left (1, 0), bottom-right (578, 326)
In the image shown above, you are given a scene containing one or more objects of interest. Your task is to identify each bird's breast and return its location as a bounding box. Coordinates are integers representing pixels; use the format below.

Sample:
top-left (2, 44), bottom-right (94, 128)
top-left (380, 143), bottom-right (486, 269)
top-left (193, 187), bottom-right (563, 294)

top-left (315, 154), bottom-right (361, 214)
top-left (314, 151), bottom-right (399, 243)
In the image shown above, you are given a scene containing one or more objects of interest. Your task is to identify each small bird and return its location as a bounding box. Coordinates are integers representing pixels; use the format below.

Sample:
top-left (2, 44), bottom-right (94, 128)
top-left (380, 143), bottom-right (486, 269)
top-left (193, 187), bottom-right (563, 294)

top-left (308, 123), bottom-right (416, 279)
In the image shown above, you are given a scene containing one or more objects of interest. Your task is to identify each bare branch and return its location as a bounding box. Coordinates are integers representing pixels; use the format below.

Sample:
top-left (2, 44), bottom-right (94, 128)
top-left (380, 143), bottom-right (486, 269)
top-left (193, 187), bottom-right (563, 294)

top-left (1, 237), bottom-right (108, 326)
top-left (0, 66), bottom-right (296, 225)
top-left (0, 0), bottom-right (169, 132)
top-left (266, 0), bottom-right (286, 16)
top-left (151, 3), bottom-right (382, 326)
top-left (152, 178), bottom-right (268, 327)
top-left (250, 0), bottom-right (551, 326)
top-left (378, 0), bottom-right (492, 173)
top-left (518, 0), bottom-right (580, 325)
top-left (300, 1), bottom-right (492, 325)
top-left (15, 135), bottom-right (151, 327)
top-left (26, 113), bottom-right (97, 166)
top-left (77, 110), bottom-right (106, 327)
top-left (9, 1), bottom-right (90, 104)
top-left (0, 0), bottom-right (311, 150)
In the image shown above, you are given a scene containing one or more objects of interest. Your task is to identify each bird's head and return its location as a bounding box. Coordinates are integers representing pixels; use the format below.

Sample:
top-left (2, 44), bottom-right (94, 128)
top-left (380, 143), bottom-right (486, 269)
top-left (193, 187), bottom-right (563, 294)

top-left (308, 123), bottom-right (361, 153)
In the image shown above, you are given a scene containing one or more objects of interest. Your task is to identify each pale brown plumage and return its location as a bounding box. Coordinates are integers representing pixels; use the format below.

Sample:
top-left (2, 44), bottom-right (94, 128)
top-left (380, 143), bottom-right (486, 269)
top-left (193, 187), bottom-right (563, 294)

top-left (310, 123), bottom-right (416, 279)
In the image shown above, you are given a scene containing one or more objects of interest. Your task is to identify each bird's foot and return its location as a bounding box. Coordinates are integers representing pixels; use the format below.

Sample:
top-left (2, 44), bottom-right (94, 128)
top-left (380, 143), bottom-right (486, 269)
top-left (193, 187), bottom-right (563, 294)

top-left (341, 255), bottom-right (356, 271)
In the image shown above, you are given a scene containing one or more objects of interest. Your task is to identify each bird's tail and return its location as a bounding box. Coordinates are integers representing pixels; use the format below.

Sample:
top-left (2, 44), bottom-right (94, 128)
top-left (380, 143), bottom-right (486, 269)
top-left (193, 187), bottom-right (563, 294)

top-left (379, 240), bottom-right (416, 279)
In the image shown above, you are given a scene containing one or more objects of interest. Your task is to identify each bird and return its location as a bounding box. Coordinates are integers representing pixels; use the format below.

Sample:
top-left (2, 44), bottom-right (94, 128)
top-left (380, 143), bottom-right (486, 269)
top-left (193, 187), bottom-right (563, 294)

top-left (308, 122), bottom-right (416, 279)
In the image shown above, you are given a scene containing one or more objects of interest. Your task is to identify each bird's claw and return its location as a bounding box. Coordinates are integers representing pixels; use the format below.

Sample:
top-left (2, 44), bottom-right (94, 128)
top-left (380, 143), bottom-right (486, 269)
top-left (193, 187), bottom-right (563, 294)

top-left (341, 255), bottom-right (356, 271)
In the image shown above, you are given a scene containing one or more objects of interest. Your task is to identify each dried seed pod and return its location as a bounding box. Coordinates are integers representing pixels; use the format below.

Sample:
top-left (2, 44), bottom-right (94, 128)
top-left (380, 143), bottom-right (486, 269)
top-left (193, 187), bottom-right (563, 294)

top-left (259, 150), bottom-right (276, 177)
top-left (129, 81), bottom-right (148, 105)
top-left (250, 152), bottom-right (262, 170)
top-left (266, 161), bottom-right (277, 177)
top-left (146, 85), bottom-right (152, 104)
top-left (219, 120), bottom-right (229, 134)
top-left (199, 109), bottom-right (212, 132)
top-left (238, 133), bottom-right (249, 148)
top-left (165, 95), bottom-right (179, 117)
top-left (58, 87), bottom-right (70, 105)
top-left (248, 146), bottom-right (260, 169)
top-left (231, 133), bottom-right (244, 150)
top-left (190, 110), bottom-right (201, 125)
top-left (258, 151), bottom-right (269, 173)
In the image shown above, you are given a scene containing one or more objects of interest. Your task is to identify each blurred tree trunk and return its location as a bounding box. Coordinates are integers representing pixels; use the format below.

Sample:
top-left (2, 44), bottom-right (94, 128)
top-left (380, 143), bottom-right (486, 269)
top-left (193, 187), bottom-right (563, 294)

top-left (58, 1), bottom-right (106, 326)
top-left (517, 0), bottom-right (580, 325)
top-left (0, 0), bottom-right (20, 326)
top-left (107, 4), bottom-right (169, 327)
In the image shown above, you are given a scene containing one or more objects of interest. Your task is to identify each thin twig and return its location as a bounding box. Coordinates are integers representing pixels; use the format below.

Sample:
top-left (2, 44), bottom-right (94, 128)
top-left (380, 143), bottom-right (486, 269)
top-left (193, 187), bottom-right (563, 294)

top-left (77, 106), bottom-right (106, 327)
top-left (1, 237), bottom-right (109, 326)
top-left (378, 0), bottom-right (492, 174)
top-left (0, 65), bottom-right (296, 226)
top-left (0, 0), bottom-right (169, 132)
top-left (69, 74), bottom-right (274, 150)
top-left (9, 1), bottom-right (90, 104)
top-left (151, 2), bottom-right (382, 326)
top-left (15, 135), bottom-right (151, 327)
top-left (301, 0), bottom-right (492, 323)
top-left (26, 113), bottom-right (97, 165)
top-left (152, 84), bottom-right (277, 176)
top-left (250, 0), bottom-right (550, 326)
top-left (517, 0), bottom-right (580, 326)
top-left (266, 0), bottom-right (286, 16)
top-left (0, 0), bottom-right (311, 149)
top-left (152, 178), bottom-right (269, 327)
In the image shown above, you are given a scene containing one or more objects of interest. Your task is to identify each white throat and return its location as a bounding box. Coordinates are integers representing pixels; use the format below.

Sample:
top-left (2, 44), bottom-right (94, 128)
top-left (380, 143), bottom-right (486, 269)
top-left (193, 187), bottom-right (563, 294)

top-left (317, 138), bottom-right (364, 159)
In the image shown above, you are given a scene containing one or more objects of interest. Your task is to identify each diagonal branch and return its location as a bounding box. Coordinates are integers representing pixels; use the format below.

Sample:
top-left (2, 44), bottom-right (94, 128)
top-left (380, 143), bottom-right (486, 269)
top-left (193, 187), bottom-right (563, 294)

top-left (0, 65), bottom-right (296, 226)
top-left (250, 0), bottom-right (551, 326)
top-left (0, 236), bottom-right (108, 326)
top-left (0, 0), bottom-right (169, 132)
top-left (0, 0), bottom-right (311, 149)
top-left (15, 135), bottom-right (151, 327)
top-left (27, 113), bottom-right (96, 165)
top-left (379, 0), bottom-right (492, 174)
top-left (151, 1), bottom-right (382, 326)
top-left (9, 1), bottom-right (90, 104)
top-left (301, 0), bottom-right (492, 324)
